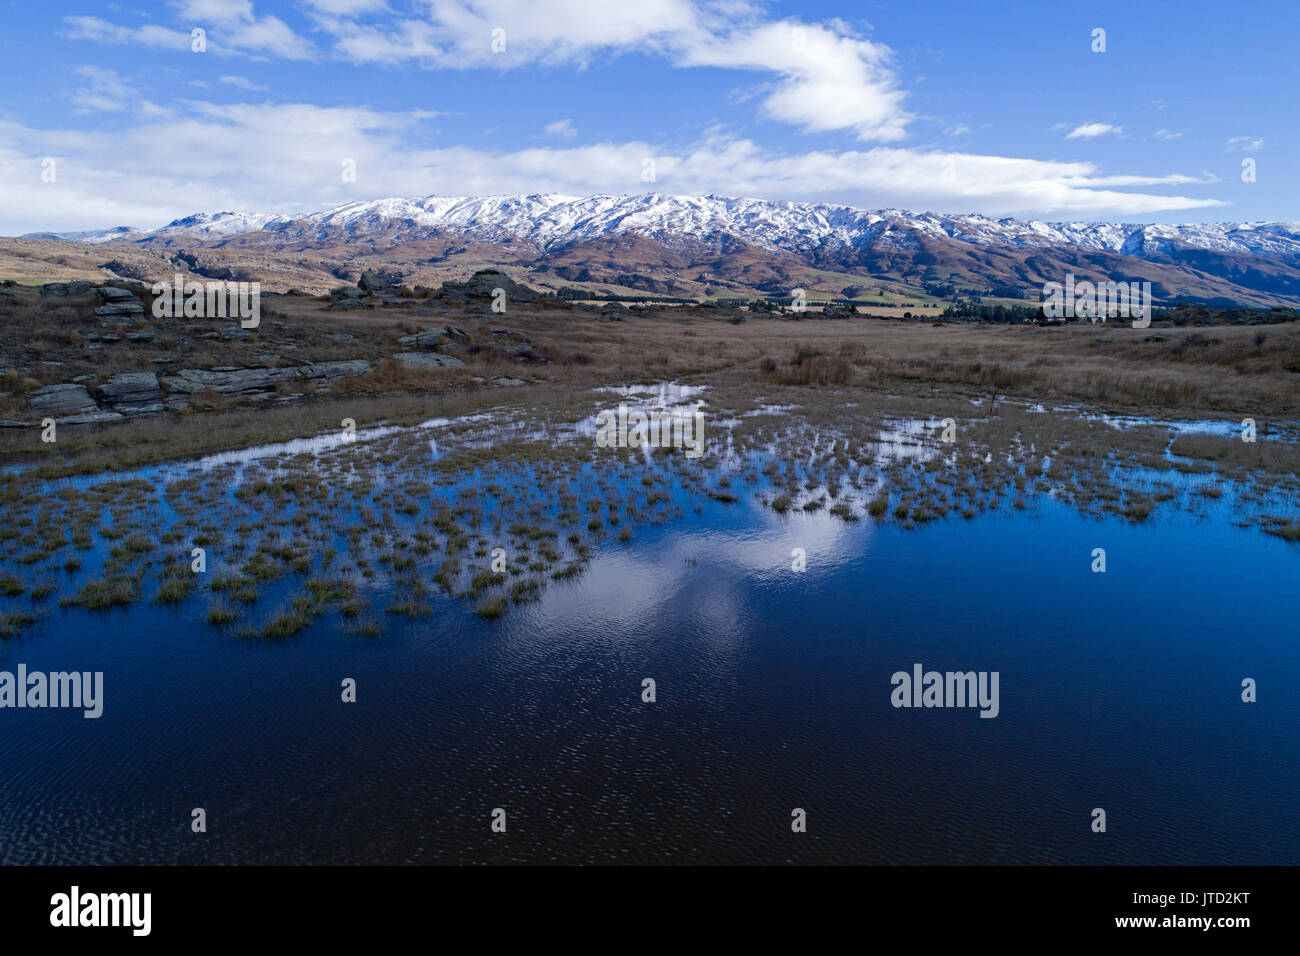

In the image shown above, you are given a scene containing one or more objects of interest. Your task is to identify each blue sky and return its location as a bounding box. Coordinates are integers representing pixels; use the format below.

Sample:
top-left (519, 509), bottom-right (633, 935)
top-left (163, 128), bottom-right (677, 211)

top-left (2, 0), bottom-right (1295, 233)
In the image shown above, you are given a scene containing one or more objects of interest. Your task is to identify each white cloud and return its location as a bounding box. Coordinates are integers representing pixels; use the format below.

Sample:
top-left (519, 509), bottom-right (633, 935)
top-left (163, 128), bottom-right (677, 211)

top-left (676, 20), bottom-right (909, 141)
top-left (61, 16), bottom-right (194, 52)
top-left (321, 5), bottom-right (912, 141)
top-left (65, 2), bottom-right (910, 141)
top-left (301, 0), bottom-right (388, 14)
top-left (69, 66), bottom-right (139, 113)
top-left (62, 1), bottom-right (315, 60)
top-left (1225, 136), bottom-right (1264, 152)
top-left (219, 74), bottom-right (269, 91)
top-left (1153, 129), bottom-right (1183, 140)
top-left (1065, 123), bottom-right (1123, 140)
top-left (544, 118), bottom-right (576, 139)
top-left (946, 123), bottom-right (972, 137)
top-left (0, 99), bottom-right (1225, 235)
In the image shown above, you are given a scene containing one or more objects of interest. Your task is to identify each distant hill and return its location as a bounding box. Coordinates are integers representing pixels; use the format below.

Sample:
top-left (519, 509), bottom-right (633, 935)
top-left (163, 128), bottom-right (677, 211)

top-left (13, 194), bottom-right (1300, 306)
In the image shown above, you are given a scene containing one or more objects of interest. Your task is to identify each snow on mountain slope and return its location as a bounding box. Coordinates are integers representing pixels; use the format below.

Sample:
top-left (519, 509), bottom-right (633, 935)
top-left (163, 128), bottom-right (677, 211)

top-left (25, 195), bottom-right (1300, 261)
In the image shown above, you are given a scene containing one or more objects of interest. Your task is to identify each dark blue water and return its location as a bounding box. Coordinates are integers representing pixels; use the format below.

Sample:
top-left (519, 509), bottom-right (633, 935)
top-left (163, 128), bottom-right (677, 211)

top-left (2, 490), bottom-right (1296, 864)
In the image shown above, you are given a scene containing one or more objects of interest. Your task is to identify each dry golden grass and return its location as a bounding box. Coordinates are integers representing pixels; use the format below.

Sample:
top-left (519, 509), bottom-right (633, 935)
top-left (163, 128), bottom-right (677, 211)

top-left (2, 282), bottom-right (1297, 476)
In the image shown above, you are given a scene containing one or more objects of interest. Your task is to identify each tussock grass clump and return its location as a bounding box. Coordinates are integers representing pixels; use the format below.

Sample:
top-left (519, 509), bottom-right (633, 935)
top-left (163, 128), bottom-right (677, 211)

top-left (206, 601), bottom-right (237, 626)
top-left (475, 594), bottom-right (508, 618)
top-left (0, 611), bottom-right (41, 638)
top-left (345, 615), bottom-right (383, 638)
top-left (551, 562), bottom-right (585, 581)
top-left (1262, 518), bottom-right (1300, 542)
top-left (385, 597), bottom-right (432, 618)
top-left (62, 575), bottom-right (138, 610)
top-left (510, 578), bottom-right (541, 603)
top-left (829, 502), bottom-right (860, 521)
top-left (153, 576), bottom-right (196, 604)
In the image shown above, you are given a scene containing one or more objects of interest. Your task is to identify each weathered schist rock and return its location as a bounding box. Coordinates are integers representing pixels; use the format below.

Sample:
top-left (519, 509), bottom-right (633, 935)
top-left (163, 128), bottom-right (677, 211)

top-left (94, 372), bottom-right (164, 416)
top-left (489, 328), bottom-right (546, 362)
top-left (92, 285), bottom-right (147, 323)
top-left (470, 375), bottom-right (530, 387)
top-left (97, 372), bottom-right (162, 405)
top-left (397, 329), bottom-right (450, 350)
top-left (436, 269), bottom-right (540, 304)
top-left (329, 286), bottom-right (372, 310)
top-left (27, 383), bottom-right (99, 416)
top-left (393, 352), bottom-right (465, 370)
top-left (303, 359), bottom-right (372, 382)
top-left (358, 269), bottom-right (403, 293)
top-left (39, 280), bottom-right (94, 297)
top-left (161, 360), bottom-right (373, 396)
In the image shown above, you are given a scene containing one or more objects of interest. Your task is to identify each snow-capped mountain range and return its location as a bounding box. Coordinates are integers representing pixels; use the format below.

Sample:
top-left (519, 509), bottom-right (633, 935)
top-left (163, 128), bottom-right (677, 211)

top-left (26, 193), bottom-right (1300, 262)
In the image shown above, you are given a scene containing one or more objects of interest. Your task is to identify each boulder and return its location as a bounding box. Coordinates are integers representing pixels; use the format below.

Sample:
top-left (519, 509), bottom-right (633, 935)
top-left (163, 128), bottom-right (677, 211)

top-left (28, 384), bottom-right (99, 416)
top-left (97, 372), bottom-right (162, 406)
top-left (358, 269), bottom-right (401, 293)
top-left (397, 329), bottom-right (448, 350)
top-left (95, 286), bottom-right (138, 302)
top-left (437, 269), bottom-right (540, 303)
top-left (95, 302), bottom-right (144, 319)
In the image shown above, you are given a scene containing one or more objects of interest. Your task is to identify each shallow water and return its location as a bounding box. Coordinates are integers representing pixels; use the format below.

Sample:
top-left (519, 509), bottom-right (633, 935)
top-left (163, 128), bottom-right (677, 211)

top-left (1, 475), bottom-right (1296, 864)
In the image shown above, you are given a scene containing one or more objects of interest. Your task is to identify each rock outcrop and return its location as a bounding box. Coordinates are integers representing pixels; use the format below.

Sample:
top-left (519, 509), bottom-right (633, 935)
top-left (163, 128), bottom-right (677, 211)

top-left (28, 383), bottom-right (99, 416)
top-left (393, 352), bottom-right (465, 370)
top-left (97, 372), bottom-right (162, 406)
top-left (161, 360), bottom-right (372, 395)
top-left (437, 270), bottom-right (540, 304)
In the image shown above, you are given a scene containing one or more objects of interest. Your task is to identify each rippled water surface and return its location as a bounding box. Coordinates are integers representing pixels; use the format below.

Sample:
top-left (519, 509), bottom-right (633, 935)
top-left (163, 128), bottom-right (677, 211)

top-left (2, 476), bottom-right (1296, 864)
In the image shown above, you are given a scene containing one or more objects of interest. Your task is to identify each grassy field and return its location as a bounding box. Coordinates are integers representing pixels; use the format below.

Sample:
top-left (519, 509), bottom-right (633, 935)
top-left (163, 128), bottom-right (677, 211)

top-left (1, 282), bottom-right (1298, 476)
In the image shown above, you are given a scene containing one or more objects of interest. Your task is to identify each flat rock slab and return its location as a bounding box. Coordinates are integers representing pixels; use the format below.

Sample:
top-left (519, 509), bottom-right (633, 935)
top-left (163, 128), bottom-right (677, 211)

top-left (28, 383), bottom-right (99, 415)
top-left (40, 281), bottom-right (94, 297)
top-left (163, 367), bottom-right (302, 393)
top-left (57, 411), bottom-right (126, 425)
top-left (393, 352), bottom-right (465, 370)
top-left (95, 287), bottom-right (139, 302)
top-left (303, 359), bottom-right (372, 380)
top-left (163, 360), bottom-right (372, 394)
top-left (397, 329), bottom-right (449, 349)
top-left (97, 372), bottom-right (162, 406)
top-left (95, 302), bottom-right (144, 318)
